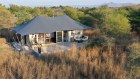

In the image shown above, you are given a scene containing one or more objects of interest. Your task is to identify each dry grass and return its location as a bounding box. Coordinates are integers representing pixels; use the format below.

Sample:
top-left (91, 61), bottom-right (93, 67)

top-left (84, 29), bottom-right (95, 35)
top-left (0, 38), bottom-right (7, 44)
top-left (0, 43), bottom-right (128, 79)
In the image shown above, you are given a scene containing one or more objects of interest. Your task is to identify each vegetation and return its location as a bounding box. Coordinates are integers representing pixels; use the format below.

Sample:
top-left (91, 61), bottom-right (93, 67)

top-left (0, 42), bottom-right (128, 79)
top-left (0, 4), bottom-right (140, 79)
top-left (127, 6), bottom-right (140, 34)
top-left (0, 5), bottom-right (16, 29)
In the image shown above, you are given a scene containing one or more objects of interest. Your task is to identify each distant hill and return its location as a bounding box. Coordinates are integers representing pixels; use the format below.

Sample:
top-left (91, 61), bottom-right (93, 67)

top-left (72, 2), bottom-right (136, 8)
top-left (72, 5), bottom-right (98, 8)
top-left (126, 4), bottom-right (140, 9)
top-left (101, 2), bottom-right (134, 7)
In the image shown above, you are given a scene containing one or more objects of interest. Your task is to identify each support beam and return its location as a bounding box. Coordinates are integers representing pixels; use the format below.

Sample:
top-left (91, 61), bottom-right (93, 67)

top-left (62, 31), bottom-right (64, 42)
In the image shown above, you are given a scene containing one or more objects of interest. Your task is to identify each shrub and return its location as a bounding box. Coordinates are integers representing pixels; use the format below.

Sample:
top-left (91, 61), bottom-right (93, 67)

top-left (127, 43), bottom-right (140, 78)
top-left (128, 43), bottom-right (140, 62)
top-left (89, 35), bottom-right (115, 47)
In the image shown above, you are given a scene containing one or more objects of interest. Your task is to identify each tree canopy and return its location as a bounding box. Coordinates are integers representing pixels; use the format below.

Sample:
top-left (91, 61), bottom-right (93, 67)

top-left (0, 4), bottom-right (139, 36)
top-left (0, 5), bottom-right (16, 29)
top-left (85, 7), bottom-right (131, 37)
top-left (129, 9), bottom-right (140, 34)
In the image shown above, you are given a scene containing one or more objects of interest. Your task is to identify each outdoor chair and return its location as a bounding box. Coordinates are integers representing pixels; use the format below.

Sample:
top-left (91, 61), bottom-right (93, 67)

top-left (81, 35), bottom-right (88, 41)
top-left (74, 35), bottom-right (88, 43)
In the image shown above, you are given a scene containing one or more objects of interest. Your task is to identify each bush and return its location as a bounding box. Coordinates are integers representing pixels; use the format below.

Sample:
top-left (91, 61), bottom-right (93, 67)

top-left (89, 35), bottom-right (115, 47)
top-left (127, 43), bottom-right (140, 78)
top-left (128, 43), bottom-right (140, 62)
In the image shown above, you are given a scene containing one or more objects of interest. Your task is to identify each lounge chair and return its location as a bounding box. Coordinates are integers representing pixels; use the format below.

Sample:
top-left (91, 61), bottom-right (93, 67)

top-left (81, 35), bottom-right (88, 41)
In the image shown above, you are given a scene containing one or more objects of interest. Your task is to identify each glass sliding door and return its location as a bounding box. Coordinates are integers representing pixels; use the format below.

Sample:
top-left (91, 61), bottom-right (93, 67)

top-left (56, 31), bottom-right (63, 42)
top-left (64, 31), bottom-right (68, 42)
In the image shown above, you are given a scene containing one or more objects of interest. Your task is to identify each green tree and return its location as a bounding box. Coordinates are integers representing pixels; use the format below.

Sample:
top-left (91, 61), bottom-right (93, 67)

top-left (87, 7), bottom-right (131, 36)
top-left (85, 7), bottom-right (131, 46)
top-left (9, 5), bottom-right (33, 25)
top-left (63, 6), bottom-right (81, 21)
top-left (14, 11), bottom-right (32, 25)
top-left (102, 13), bottom-right (130, 36)
top-left (63, 6), bottom-right (93, 26)
top-left (31, 7), bottom-right (42, 16)
top-left (0, 5), bottom-right (16, 29)
top-left (129, 9), bottom-right (140, 34)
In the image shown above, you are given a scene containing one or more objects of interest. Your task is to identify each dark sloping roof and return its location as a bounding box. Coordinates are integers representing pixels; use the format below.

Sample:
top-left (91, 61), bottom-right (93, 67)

top-left (12, 15), bottom-right (92, 36)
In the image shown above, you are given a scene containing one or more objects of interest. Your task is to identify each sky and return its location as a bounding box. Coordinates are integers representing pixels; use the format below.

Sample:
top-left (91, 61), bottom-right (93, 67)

top-left (0, 0), bottom-right (140, 7)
